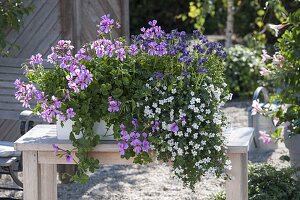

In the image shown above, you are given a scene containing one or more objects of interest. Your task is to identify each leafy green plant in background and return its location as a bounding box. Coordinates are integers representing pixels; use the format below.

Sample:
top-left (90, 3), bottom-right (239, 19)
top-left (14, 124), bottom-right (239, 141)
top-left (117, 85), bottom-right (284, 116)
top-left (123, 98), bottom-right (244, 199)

top-left (224, 44), bottom-right (264, 98)
top-left (0, 0), bottom-right (35, 56)
top-left (212, 164), bottom-right (300, 200)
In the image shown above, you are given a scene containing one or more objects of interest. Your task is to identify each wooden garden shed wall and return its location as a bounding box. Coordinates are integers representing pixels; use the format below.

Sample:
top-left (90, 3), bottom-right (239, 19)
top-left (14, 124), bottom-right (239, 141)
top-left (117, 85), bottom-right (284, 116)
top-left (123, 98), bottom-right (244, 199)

top-left (0, 0), bottom-right (129, 141)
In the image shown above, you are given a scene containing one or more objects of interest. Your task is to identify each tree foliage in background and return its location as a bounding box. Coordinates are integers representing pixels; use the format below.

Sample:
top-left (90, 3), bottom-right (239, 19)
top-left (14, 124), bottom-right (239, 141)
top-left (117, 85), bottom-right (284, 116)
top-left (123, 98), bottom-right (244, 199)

top-left (0, 0), bottom-right (34, 56)
top-left (129, 0), bottom-right (192, 35)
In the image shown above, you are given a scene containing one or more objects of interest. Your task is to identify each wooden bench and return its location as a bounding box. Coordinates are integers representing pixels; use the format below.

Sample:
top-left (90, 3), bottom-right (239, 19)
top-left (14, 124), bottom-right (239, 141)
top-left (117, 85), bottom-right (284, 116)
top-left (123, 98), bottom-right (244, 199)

top-left (0, 58), bottom-right (42, 192)
top-left (14, 124), bottom-right (254, 200)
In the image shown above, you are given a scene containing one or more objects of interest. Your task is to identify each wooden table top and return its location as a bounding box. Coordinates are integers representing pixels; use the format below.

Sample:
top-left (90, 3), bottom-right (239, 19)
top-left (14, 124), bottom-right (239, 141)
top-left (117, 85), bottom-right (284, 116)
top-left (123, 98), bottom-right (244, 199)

top-left (14, 125), bottom-right (254, 154)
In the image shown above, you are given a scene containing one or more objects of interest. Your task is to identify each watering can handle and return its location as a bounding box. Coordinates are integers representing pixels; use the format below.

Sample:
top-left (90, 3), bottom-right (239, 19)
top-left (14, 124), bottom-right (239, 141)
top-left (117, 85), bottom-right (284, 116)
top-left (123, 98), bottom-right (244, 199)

top-left (252, 87), bottom-right (269, 104)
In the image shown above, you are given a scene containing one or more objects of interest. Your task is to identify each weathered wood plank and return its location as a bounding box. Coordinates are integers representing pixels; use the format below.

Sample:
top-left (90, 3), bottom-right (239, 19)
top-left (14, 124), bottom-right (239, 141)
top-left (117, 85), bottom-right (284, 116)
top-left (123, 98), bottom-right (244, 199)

top-left (226, 153), bottom-right (248, 200)
top-left (0, 74), bottom-right (26, 81)
top-left (4, 0), bottom-right (47, 53)
top-left (19, 2), bottom-right (60, 57)
top-left (10, 1), bottom-right (58, 57)
top-left (0, 81), bottom-right (15, 88)
top-left (121, 0), bottom-right (130, 41)
top-left (72, 0), bottom-right (82, 50)
top-left (107, 0), bottom-right (121, 20)
top-left (0, 119), bottom-right (19, 141)
top-left (60, 0), bottom-right (73, 40)
top-left (0, 111), bottom-right (22, 120)
top-left (38, 151), bottom-right (134, 165)
top-left (23, 151), bottom-right (39, 200)
top-left (0, 102), bottom-right (28, 110)
top-left (40, 164), bottom-right (57, 200)
top-left (0, 95), bottom-right (22, 103)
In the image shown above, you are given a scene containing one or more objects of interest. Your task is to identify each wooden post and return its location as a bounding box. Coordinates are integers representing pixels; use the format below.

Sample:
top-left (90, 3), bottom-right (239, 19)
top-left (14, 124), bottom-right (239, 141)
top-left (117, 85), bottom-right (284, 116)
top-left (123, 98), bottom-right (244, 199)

top-left (121, 0), bottom-right (130, 42)
top-left (72, 0), bottom-right (82, 51)
top-left (226, 153), bottom-right (248, 200)
top-left (225, 0), bottom-right (234, 48)
top-left (60, 0), bottom-right (73, 41)
top-left (40, 164), bottom-right (57, 200)
top-left (23, 151), bottom-right (39, 200)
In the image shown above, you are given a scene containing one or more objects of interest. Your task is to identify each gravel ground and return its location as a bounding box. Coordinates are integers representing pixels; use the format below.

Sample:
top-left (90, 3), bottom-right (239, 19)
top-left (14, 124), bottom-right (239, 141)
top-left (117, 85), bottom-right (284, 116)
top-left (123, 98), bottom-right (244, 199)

top-left (0, 100), bottom-right (290, 199)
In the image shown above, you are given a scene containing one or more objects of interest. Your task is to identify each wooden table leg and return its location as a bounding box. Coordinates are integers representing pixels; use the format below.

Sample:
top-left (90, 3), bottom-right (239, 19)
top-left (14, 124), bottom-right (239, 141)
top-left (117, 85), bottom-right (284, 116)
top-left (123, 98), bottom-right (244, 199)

top-left (23, 151), bottom-right (39, 200)
top-left (40, 163), bottom-right (57, 200)
top-left (226, 153), bottom-right (248, 200)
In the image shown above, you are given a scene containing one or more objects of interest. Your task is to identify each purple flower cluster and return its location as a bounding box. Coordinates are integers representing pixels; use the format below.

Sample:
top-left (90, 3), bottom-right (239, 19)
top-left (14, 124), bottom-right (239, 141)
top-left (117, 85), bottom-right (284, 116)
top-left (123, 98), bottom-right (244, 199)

top-left (90, 39), bottom-right (126, 61)
top-left (40, 98), bottom-right (76, 123)
top-left (108, 96), bottom-right (121, 112)
top-left (15, 79), bottom-right (40, 108)
top-left (15, 79), bottom-right (76, 123)
top-left (29, 53), bottom-right (43, 65)
top-left (47, 40), bottom-right (93, 93)
top-left (117, 120), bottom-right (150, 156)
top-left (97, 14), bottom-right (118, 34)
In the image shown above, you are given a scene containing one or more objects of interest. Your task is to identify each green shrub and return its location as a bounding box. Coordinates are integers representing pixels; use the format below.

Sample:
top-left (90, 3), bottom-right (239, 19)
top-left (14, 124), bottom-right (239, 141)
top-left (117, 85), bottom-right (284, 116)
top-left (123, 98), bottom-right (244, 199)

top-left (212, 164), bottom-right (300, 200)
top-left (225, 45), bottom-right (264, 98)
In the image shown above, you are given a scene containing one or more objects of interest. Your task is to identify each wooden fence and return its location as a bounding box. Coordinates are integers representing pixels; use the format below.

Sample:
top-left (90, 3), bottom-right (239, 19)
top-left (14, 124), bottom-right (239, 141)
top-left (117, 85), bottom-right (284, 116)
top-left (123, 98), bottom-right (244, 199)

top-left (0, 0), bottom-right (129, 141)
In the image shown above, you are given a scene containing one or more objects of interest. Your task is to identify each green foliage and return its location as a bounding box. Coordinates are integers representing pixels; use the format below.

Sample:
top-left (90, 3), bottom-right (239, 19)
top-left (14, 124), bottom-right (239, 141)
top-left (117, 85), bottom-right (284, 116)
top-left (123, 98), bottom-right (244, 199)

top-left (129, 0), bottom-right (192, 35)
top-left (212, 164), bottom-right (300, 200)
top-left (224, 44), bottom-right (264, 98)
top-left (260, 6), bottom-right (300, 135)
top-left (0, 0), bottom-right (35, 56)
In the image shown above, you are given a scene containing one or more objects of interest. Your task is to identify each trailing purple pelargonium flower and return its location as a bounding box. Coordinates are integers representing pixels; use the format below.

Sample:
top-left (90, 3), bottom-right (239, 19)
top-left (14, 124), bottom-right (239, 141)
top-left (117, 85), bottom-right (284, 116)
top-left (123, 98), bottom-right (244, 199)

top-left (169, 122), bottom-right (179, 133)
top-left (29, 53), bottom-right (43, 65)
top-left (98, 14), bottom-right (114, 34)
top-left (108, 96), bottom-right (121, 112)
top-left (152, 120), bottom-right (160, 132)
top-left (128, 44), bottom-right (139, 56)
top-left (14, 79), bottom-right (37, 108)
top-left (65, 153), bottom-right (73, 163)
top-left (117, 120), bottom-right (151, 156)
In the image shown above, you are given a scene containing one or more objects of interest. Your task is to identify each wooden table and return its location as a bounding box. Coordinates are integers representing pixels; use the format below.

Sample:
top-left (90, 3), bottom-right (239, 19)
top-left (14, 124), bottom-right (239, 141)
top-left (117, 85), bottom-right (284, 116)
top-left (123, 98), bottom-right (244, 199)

top-left (14, 125), bottom-right (253, 200)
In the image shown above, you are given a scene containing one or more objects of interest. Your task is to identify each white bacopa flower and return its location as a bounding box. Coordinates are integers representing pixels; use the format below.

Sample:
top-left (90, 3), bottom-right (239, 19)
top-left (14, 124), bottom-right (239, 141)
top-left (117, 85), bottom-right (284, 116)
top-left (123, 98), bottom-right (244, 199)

top-left (194, 144), bottom-right (200, 149)
top-left (192, 123), bottom-right (199, 129)
top-left (206, 120), bottom-right (210, 124)
top-left (206, 109), bottom-right (211, 114)
top-left (177, 148), bottom-right (183, 156)
top-left (214, 145), bottom-right (221, 151)
top-left (201, 140), bottom-right (206, 146)
top-left (195, 98), bottom-right (201, 103)
top-left (189, 141), bottom-right (194, 146)
top-left (171, 88), bottom-right (177, 94)
top-left (178, 131), bottom-right (183, 137)
top-left (190, 91), bottom-right (195, 96)
top-left (184, 132), bottom-right (189, 137)
top-left (159, 100), bottom-right (164, 105)
top-left (193, 107), bottom-right (200, 113)
top-left (163, 85), bottom-right (167, 90)
top-left (192, 150), bottom-right (197, 156)
top-left (184, 146), bottom-right (189, 151)
top-left (152, 103), bottom-right (158, 108)
top-left (155, 107), bottom-right (161, 114)
top-left (200, 103), bottom-right (205, 108)
top-left (193, 133), bottom-right (198, 139)
top-left (145, 83), bottom-right (151, 88)
top-left (162, 121), bottom-right (167, 130)
top-left (181, 120), bottom-right (187, 126)
top-left (186, 128), bottom-right (192, 133)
